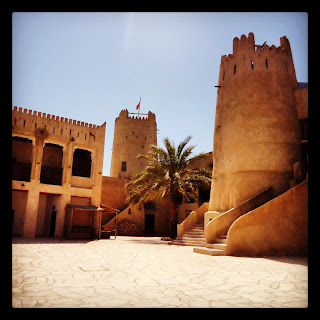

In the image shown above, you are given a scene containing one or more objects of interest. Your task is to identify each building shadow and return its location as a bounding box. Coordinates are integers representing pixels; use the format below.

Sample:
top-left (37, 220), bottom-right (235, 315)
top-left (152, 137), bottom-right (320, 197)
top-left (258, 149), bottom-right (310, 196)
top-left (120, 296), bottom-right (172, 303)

top-left (263, 256), bottom-right (308, 267)
top-left (12, 236), bottom-right (92, 244)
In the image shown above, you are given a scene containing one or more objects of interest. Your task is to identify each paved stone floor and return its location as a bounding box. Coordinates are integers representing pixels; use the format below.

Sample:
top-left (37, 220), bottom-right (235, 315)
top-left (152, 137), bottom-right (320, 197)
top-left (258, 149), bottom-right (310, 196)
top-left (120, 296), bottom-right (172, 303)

top-left (12, 236), bottom-right (308, 308)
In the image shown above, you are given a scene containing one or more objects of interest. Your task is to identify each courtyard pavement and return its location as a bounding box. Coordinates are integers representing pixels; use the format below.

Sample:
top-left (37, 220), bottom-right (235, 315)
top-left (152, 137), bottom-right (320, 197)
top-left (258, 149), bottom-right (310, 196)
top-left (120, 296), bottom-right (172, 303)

top-left (12, 236), bottom-right (308, 308)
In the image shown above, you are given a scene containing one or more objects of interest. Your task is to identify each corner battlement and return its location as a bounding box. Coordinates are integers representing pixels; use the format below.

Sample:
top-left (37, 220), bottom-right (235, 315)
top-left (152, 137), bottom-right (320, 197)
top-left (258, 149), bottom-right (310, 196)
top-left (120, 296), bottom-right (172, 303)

top-left (116, 109), bottom-right (156, 122)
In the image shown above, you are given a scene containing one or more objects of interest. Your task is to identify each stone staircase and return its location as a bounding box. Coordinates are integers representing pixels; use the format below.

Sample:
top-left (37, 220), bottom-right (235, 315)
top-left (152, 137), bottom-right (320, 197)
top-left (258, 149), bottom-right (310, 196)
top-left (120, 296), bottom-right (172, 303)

top-left (193, 234), bottom-right (227, 256)
top-left (169, 217), bottom-right (206, 247)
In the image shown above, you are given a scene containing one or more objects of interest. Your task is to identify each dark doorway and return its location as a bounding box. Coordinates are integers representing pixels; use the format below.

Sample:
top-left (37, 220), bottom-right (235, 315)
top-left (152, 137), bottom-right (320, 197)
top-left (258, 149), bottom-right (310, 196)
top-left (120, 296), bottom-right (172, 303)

top-left (145, 214), bottom-right (155, 235)
top-left (49, 210), bottom-right (57, 237)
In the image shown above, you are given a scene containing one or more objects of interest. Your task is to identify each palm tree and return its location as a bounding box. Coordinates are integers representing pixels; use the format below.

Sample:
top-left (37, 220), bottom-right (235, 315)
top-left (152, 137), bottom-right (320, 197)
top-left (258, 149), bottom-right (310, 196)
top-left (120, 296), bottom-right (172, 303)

top-left (126, 136), bottom-right (211, 239)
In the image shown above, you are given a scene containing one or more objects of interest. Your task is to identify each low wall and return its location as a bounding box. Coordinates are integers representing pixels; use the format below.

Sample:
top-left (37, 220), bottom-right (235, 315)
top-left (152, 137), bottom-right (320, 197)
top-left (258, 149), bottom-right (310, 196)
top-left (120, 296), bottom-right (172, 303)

top-left (205, 187), bottom-right (273, 243)
top-left (227, 180), bottom-right (308, 256)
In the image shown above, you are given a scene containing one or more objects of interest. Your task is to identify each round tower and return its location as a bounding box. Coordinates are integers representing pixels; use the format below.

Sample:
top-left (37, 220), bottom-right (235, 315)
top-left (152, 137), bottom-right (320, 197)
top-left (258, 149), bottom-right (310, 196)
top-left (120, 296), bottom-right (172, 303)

top-left (209, 33), bottom-right (301, 212)
top-left (110, 109), bottom-right (157, 179)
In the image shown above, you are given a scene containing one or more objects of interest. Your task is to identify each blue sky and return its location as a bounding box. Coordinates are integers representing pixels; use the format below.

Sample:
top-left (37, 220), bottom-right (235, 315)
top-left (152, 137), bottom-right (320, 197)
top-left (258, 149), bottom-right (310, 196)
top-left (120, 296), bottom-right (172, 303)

top-left (12, 12), bottom-right (308, 176)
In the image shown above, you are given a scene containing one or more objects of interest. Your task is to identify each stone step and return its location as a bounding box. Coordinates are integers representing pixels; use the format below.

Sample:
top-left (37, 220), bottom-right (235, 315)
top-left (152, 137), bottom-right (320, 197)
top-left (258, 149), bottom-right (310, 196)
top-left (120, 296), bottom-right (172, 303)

top-left (186, 226), bottom-right (204, 231)
top-left (193, 247), bottom-right (226, 256)
top-left (205, 243), bottom-right (227, 250)
top-left (182, 233), bottom-right (205, 238)
top-left (181, 237), bottom-right (205, 243)
top-left (170, 239), bottom-right (206, 247)
top-left (183, 231), bottom-right (205, 236)
top-left (215, 238), bottom-right (227, 244)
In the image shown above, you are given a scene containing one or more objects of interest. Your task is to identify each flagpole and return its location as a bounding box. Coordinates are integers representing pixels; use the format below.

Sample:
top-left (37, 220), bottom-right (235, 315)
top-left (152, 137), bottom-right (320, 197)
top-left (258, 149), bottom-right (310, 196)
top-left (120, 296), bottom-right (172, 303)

top-left (138, 97), bottom-right (141, 117)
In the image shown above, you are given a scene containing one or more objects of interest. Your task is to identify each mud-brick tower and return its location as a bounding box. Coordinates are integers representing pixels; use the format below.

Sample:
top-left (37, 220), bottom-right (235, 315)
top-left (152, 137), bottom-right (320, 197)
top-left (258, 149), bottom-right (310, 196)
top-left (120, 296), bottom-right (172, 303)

top-left (209, 33), bottom-right (301, 212)
top-left (110, 109), bottom-right (157, 179)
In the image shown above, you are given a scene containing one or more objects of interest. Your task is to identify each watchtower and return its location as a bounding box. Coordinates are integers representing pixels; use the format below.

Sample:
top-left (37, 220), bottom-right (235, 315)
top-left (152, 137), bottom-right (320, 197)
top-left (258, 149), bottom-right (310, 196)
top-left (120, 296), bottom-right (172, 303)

top-left (110, 109), bottom-right (157, 179)
top-left (209, 33), bottom-right (301, 212)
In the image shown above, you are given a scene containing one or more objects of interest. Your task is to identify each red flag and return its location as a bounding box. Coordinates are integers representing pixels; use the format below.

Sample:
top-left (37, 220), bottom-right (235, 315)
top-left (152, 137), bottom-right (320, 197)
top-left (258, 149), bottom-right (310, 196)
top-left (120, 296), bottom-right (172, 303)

top-left (136, 101), bottom-right (140, 110)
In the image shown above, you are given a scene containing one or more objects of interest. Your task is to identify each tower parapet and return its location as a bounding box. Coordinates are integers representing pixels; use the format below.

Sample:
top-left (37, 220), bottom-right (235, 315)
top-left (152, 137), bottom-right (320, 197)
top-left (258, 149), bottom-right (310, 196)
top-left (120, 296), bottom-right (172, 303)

top-left (218, 33), bottom-right (297, 88)
top-left (116, 109), bottom-right (156, 122)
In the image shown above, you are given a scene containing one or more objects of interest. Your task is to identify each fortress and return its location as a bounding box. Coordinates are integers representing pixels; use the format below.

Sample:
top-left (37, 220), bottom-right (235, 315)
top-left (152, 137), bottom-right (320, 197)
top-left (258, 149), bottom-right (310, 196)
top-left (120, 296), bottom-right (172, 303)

top-left (12, 32), bottom-right (308, 256)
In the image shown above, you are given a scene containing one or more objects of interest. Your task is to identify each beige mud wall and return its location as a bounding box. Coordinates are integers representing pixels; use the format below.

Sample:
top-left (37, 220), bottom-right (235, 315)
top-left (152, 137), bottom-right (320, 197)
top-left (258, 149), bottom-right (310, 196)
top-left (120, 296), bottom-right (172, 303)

top-left (227, 180), bottom-right (308, 256)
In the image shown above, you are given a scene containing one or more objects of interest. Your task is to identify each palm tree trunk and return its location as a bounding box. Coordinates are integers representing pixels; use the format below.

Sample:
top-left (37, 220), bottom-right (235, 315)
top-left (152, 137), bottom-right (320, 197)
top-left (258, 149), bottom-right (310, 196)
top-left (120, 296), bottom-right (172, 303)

top-left (169, 193), bottom-right (178, 239)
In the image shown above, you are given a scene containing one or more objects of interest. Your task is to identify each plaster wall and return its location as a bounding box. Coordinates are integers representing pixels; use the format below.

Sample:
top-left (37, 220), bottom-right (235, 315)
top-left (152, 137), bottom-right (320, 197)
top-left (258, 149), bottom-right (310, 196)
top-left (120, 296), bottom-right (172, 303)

top-left (227, 179), bottom-right (308, 256)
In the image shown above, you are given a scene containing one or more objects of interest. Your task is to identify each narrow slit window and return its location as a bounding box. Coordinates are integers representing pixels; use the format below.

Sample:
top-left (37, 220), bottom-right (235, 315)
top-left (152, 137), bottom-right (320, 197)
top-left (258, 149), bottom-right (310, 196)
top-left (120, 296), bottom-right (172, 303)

top-left (23, 120), bottom-right (26, 127)
top-left (234, 65), bottom-right (236, 74)
top-left (251, 60), bottom-right (254, 69)
top-left (223, 71), bottom-right (225, 81)
top-left (121, 161), bottom-right (127, 172)
top-left (265, 59), bottom-right (268, 69)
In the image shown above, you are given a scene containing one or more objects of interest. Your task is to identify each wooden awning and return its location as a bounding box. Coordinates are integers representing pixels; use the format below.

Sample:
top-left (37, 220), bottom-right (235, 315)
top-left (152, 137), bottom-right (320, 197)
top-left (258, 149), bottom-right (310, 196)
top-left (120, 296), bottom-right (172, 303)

top-left (100, 204), bottom-right (120, 213)
top-left (66, 204), bottom-right (103, 211)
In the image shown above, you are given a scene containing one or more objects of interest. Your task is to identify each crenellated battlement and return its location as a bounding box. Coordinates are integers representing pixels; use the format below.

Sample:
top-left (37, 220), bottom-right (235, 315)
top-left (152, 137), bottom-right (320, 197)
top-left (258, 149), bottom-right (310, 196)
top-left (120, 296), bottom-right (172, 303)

top-left (12, 106), bottom-right (106, 145)
top-left (218, 33), bottom-right (297, 87)
top-left (116, 109), bottom-right (156, 122)
top-left (12, 106), bottom-right (103, 129)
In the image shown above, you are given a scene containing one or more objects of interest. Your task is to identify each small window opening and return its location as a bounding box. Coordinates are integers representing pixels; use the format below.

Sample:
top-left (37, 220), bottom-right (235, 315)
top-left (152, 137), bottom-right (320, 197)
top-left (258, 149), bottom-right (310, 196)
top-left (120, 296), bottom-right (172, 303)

top-left (72, 149), bottom-right (92, 178)
top-left (223, 71), bottom-right (225, 81)
top-left (251, 60), bottom-right (254, 69)
top-left (234, 65), bottom-right (236, 74)
top-left (23, 120), bottom-right (26, 127)
top-left (265, 59), bottom-right (268, 69)
top-left (121, 161), bottom-right (127, 172)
